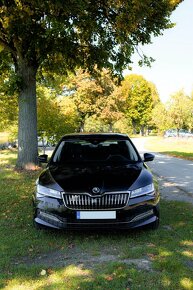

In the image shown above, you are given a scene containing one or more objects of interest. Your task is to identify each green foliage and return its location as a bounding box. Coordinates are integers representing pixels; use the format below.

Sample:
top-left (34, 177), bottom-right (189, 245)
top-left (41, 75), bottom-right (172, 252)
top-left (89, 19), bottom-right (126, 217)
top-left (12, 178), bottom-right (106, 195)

top-left (0, 53), bottom-right (21, 96)
top-left (121, 74), bottom-right (159, 134)
top-left (37, 71), bottom-right (68, 95)
top-left (59, 95), bottom-right (80, 133)
top-left (0, 60), bottom-right (18, 131)
top-left (167, 90), bottom-right (193, 132)
top-left (0, 94), bottom-right (17, 131)
top-left (37, 86), bottom-right (78, 142)
top-left (148, 81), bottom-right (160, 106)
top-left (64, 69), bottom-right (103, 131)
top-left (84, 116), bottom-right (109, 133)
top-left (0, 0), bottom-right (181, 77)
top-left (151, 102), bottom-right (169, 133)
top-left (150, 90), bottom-right (193, 134)
top-left (84, 115), bottom-right (132, 134)
top-left (64, 69), bottom-right (124, 132)
top-left (187, 94), bottom-right (193, 131)
top-left (113, 117), bottom-right (133, 134)
top-left (94, 75), bottom-right (125, 130)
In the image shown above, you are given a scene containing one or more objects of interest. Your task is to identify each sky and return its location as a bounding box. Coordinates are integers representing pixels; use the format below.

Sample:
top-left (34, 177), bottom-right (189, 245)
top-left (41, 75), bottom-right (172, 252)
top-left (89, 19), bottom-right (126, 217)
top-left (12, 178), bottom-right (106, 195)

top-left (124, 0), bottom-right (193, 103)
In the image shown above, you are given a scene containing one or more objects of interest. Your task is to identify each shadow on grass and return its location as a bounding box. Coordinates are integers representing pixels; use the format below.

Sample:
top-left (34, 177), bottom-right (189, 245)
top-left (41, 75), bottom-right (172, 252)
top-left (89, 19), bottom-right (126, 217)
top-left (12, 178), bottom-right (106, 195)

top-left (1, 200), bottom-right (193, 289)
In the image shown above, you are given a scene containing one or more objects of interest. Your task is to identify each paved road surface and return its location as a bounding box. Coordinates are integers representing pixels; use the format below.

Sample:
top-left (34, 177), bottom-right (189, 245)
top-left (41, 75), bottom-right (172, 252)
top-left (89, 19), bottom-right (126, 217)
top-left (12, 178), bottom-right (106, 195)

top-left (132, 138), bottom-right (193, 203)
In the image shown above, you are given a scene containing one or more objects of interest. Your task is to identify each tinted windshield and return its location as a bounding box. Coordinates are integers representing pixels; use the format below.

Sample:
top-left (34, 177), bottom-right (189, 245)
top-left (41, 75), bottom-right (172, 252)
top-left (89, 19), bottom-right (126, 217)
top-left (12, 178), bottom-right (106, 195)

top-left (51, 139), bottom-right (140, 165)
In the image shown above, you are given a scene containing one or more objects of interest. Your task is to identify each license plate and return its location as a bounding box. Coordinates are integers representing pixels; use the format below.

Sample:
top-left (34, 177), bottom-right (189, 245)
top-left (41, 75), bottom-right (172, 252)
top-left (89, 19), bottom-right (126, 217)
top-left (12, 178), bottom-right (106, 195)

top-left (76, 211), bottom-right (116, 220)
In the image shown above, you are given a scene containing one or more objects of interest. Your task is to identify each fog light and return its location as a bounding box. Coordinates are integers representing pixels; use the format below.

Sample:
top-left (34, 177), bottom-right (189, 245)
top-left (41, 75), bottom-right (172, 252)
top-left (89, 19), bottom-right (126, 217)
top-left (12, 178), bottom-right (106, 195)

top-left (39, 211), bottom-right (63, 223)
top-left (131, 210), bottom-right (154, 222)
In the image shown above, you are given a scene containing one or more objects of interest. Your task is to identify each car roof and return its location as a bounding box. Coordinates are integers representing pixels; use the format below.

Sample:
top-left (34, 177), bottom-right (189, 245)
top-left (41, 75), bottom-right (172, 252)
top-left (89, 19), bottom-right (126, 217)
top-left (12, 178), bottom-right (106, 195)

top-left (61, 133), bottom-right (129, 141)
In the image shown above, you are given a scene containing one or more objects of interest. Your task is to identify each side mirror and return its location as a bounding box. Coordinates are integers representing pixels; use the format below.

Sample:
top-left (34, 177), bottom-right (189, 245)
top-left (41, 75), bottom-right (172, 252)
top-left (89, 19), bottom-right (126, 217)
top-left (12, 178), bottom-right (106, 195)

top-left (143, 153), bottom-right (155, 162)
top-left (38, 154), bottom-right (48, 163)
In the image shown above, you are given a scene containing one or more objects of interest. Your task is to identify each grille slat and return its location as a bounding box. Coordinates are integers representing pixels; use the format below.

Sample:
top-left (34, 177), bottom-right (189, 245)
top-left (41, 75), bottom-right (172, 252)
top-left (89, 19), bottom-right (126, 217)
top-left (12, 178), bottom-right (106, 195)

top-left (63, 192), bottom-right (129, 210)
top-left (114, 194), bottom-right (117, 206)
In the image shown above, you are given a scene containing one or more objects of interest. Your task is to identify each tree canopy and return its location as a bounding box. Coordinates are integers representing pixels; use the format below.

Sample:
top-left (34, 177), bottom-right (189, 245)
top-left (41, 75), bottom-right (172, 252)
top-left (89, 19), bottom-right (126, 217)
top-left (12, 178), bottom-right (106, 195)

top-left (0, 0), bottom-right (183, 168)
top-left (121, 74), bottom-right (160, 135)
top-left (37, 86), bottom-right (78, 144)
top-left (167, 90), bottom-right (193, 134)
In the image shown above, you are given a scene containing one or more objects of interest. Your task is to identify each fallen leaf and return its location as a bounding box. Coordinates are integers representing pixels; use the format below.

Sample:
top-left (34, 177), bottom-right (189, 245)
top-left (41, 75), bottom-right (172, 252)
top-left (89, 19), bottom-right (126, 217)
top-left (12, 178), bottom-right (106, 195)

top-left (106, 275), bottom-right (113, 281)
top-left (40, 269), bottom-right (47, 276)
top-left (47, 268), bottom-right (54, 275)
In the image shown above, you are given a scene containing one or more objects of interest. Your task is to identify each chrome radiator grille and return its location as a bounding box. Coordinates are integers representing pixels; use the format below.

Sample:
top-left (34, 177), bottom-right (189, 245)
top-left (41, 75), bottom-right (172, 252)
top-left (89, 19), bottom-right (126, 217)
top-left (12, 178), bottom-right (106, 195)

top-left (62, 192), bottom-right (129, 210)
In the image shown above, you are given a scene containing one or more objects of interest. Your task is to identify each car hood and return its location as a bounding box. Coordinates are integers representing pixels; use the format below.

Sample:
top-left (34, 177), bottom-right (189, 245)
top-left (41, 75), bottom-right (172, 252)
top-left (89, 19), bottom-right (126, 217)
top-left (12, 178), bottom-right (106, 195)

top-left (39, 163), bottom-right (147, 194)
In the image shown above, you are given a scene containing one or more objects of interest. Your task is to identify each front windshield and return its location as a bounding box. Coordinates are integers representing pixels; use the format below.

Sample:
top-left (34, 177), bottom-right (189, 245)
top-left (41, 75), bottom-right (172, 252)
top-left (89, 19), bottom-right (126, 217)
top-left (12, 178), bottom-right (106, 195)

top-left (51, 139), bottom-right (139, 165)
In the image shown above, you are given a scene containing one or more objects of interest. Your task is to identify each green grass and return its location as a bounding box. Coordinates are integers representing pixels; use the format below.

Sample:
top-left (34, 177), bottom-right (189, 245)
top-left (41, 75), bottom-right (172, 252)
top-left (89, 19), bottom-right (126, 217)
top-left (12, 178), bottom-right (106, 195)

top-left (144, 136), bottom-right (193, 160)
top-left (0, 150), bottom-right (193, 289)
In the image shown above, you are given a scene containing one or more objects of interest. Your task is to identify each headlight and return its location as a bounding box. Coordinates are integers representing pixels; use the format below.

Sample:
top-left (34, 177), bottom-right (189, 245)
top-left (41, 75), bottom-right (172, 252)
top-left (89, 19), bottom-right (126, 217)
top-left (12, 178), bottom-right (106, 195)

top-left (130, 183), bottom-right (154, 198)
top-left (37, 184), bottom-right (62, 199)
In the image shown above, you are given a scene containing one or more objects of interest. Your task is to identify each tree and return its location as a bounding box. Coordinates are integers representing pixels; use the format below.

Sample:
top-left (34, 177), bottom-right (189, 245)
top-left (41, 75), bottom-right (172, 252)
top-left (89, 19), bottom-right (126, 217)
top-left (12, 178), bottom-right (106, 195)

top-left (37, 86), bottom-right (78, 145)
top-left (0, 54), bottom-right (18, 131)
top-left (96, 86), bottom-right (125, 132)
top-left (167, 90), bottom-right (192, 135)
top-left (0, 0), bottom-right (182, 168)
top-left (113, 117), bottom-right (133, 134)
top-left (152, 90), bottom-right (193, 134)
top-left (65, 68), bottom-right (126, 132)
top-left (187, 93), bottom-right (193, 132)
top-left (84, 116), bottom-right (109, 133)
top-left (0, 92), bottom-right (17, 131)
top-left (65, 69), bottom-right (103, 132)
top-left (93, 70), bottom-right (125, 131)
top-left (151, 102), bottom-right (169, 134)
top-left (121, 74), bottom-right (158, 135)
top-left (148, 82), bottom-right (160, 106)
top-left (58, 95), bottom-right (80, 133)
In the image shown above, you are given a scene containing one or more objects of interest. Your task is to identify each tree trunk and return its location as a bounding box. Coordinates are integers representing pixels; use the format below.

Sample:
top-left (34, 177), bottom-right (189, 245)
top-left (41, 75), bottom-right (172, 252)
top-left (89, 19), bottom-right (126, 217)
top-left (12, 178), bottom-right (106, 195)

top-left (16, 61), bottom-right (38, 169)
top-left (79, 119), bottom-right (85, 132)
top-left (140, 125), bottom-right (145, 136)
top-left (109, 123), bottom-right (113, 132)
top-left (132, 120), bottom-right (137, 134)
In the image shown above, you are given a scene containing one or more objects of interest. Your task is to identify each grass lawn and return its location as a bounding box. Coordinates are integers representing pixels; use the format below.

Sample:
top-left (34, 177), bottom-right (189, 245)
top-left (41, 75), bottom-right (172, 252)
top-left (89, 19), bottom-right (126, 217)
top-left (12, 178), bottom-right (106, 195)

top-left (0, 150), bottom-right (193, 289)
top-left (144, 136), bottom-right (193, 161)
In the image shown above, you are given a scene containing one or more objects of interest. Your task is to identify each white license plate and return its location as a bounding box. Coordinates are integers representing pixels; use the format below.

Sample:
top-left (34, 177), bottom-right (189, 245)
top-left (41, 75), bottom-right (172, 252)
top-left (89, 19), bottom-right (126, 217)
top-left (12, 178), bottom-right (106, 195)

top-left (76, 211), bottom-right (116, 220)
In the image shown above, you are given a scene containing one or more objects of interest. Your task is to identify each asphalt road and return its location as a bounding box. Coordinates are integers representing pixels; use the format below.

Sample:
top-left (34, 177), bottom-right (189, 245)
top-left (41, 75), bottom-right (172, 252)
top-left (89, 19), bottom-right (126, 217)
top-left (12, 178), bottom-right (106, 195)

top-left (132, 138), bottom-right (193, 202)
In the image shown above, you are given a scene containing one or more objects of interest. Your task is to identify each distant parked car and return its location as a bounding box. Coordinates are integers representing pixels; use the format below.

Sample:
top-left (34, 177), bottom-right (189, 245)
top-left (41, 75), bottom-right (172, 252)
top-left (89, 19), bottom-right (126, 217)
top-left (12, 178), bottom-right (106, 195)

top-left (179, 129), bottom-right (193, 137)
top-left (33, 133), bottom-right (160, 231)
top-left (164, 129), bottom-right (177, 137)
top-left (0, 141), bottom-right (17, 150)
top-left (38, 137), bottom-right (48, 147)
top-left (164, 129), bottom-right (193, 138)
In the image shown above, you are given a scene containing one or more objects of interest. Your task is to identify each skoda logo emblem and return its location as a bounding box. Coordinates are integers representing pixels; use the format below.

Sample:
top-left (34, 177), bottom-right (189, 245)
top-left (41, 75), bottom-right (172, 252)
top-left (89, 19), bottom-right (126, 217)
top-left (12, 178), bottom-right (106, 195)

top-left (92, 187), bottom-right (100, 194)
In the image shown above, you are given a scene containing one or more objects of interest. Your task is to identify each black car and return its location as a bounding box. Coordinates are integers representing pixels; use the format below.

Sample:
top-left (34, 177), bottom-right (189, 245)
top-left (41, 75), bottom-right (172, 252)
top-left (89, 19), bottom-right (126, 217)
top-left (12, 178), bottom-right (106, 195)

top-left (33, 133), bottom-right (160, 230)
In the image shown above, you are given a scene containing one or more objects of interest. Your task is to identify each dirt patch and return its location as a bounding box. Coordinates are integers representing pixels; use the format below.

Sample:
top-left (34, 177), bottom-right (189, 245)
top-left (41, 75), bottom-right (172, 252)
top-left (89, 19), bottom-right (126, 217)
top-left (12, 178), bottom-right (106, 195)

top-left (14, 247), bottom-right (153, 271)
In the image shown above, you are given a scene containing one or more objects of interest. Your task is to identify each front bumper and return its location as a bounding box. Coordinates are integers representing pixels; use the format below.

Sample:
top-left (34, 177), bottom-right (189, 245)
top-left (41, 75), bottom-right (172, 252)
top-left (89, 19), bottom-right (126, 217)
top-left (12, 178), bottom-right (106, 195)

top-left (33, 193), bottom-right (160, 230)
